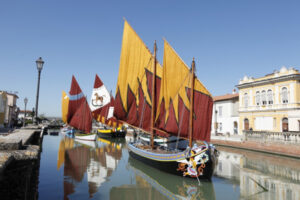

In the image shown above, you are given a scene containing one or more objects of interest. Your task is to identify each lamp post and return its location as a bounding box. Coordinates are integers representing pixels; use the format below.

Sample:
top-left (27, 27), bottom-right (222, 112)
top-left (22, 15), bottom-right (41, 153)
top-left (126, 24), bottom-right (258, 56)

top-left (23, 97), bottom-right (28, 127)
top-left (35, 57), bottom-right (44, 124)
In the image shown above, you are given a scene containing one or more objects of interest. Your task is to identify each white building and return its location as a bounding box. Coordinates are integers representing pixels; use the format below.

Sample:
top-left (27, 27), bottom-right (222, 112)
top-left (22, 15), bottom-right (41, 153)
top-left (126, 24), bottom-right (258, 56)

top-left (18, 110), bottom-right (33, 120)
top-left (211, 91), bottom-right (239, 135)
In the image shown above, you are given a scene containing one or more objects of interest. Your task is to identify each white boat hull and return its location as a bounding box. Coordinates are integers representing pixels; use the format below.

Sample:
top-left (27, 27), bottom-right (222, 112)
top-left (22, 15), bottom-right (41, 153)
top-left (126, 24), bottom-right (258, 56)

top-left (74, 133), bottom-right (97, 141)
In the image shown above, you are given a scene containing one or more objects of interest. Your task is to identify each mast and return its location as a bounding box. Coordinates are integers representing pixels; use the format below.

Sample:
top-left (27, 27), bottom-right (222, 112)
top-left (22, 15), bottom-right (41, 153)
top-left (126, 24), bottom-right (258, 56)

top-left (150, 41), bottom-right (157, 149)
top-left (189, 58), bottom-right (195, 148)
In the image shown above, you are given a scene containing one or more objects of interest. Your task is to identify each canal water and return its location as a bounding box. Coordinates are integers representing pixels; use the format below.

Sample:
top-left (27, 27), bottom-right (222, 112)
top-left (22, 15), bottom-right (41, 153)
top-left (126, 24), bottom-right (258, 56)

top-left (37, 131), bottom-right (300, 200)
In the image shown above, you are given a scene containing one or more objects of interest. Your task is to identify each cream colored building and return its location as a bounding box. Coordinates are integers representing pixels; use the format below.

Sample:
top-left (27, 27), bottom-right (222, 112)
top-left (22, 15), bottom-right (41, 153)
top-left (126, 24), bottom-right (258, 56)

top-left (236, 66), bottom-right (300, 133)
top-left (0, 91), bottom-right (7, 128)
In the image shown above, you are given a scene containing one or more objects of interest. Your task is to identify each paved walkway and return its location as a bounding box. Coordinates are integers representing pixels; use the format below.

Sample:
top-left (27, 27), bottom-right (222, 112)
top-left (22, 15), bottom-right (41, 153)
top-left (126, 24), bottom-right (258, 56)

top-left (211, 136), bottom-right (300, 159)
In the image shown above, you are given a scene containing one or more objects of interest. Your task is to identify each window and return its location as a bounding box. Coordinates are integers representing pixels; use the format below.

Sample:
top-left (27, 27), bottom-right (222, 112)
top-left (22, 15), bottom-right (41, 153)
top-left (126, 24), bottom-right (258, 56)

top-left (261, 90), bottom-right (267, 105)
top-left (282, 118), bottom-right (288, 132)
top-left (244, 93), bottom-right (249, 107)
top-left (267, 89), bottom-right (273, 104)
top-left (282, 87), bottom-right (288, 103)
top-left (219, 123), bottom-right (222, 131)
top-left (234, 121), bottom-right (238, 134)
top-left (255, 91), bottom-right (260, 105)
top-left (244, 118), bottom-right (249, 131)
top-left (218, 106), bottom-right (222, 117)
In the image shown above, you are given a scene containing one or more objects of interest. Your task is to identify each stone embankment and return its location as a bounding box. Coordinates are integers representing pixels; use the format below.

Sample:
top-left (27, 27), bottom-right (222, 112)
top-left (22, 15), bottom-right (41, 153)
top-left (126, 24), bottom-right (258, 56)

top-left (0, 126), bottom-right (44, 200)
top-left (0, 126), bottom-right (42, 174)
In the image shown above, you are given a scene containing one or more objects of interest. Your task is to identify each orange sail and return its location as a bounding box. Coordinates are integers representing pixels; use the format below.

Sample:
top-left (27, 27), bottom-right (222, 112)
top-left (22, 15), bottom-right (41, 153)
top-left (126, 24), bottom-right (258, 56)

top-left (114, 21), bottom-right (213, 142)
top-left (61, 91), bottom-right (69, 123)
top-left (155, 40), bottom-right (213, 142)
top-left (114, 20), bottom-right (163, 132)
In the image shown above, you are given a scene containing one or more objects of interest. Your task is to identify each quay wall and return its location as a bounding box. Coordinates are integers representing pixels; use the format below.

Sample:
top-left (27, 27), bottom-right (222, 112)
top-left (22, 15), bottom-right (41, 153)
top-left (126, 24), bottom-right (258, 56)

top-left (0, 127), bottom-right (44, 200)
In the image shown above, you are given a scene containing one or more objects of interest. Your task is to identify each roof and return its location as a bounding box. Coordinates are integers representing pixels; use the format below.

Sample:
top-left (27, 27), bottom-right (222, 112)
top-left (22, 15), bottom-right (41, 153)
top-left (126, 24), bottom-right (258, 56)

top-left (19, 110), bottom-right (33, 113)
top-left (213, 93), bottom-right (239, 102)
top-left (0, 91), bottom-right (19, 98)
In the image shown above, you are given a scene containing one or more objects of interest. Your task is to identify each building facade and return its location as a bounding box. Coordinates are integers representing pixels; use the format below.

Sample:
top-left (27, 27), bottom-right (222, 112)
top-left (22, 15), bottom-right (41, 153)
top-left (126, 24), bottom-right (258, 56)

top-left (3, 92), bottom-right (19, 128)
top-left (18, 110), bottom-right (33, 120)
top-left (211, 92), bottom-right (239, 135)
top-left (0, 91), bottom-right (7, 128)
top-left (237, 66), bottom-right (300, 133)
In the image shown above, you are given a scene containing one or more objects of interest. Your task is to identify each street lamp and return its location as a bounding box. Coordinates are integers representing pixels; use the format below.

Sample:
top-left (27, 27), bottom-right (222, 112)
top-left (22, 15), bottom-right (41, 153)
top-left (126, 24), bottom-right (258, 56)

top-left (35, 57), bottom-right (44, 124)
top-left (23, 97), bottom-right (28, 127)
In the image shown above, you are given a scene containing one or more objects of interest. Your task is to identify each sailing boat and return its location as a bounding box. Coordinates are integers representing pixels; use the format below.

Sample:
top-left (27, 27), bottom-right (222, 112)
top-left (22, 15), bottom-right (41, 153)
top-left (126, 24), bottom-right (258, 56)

top-left (67, 75), bottom-right (97, 141)
top-left (114, 20), bottom-right (217, 179)
top-left (90, 74), bottom-right (126, 138)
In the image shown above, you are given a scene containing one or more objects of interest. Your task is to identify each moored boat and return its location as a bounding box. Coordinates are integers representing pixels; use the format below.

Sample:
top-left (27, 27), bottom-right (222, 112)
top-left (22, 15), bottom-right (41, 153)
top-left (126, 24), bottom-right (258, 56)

top-left (114, 20), bottom-right (218, 179)
top-left (90, 74), bottom-right (126, 138)
top-left (97, 127), bottom-right (126, 138)
top-left (67, 76), bottom-right (97, 141)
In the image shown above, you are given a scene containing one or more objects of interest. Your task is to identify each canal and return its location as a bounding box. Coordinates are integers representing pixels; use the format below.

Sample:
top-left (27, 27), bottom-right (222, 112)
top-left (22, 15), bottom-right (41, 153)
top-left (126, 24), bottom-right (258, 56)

top-left (37, 131), bottom-right (300, 200)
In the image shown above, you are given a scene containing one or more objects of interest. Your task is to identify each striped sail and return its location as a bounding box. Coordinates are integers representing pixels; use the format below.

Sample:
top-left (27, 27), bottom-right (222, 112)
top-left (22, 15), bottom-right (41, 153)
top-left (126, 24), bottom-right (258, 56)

top-left (114, 20), bottom-right (163, 132)
top-left (114, 21), bottom-right (213, 142)
top-left (67, 76), bottom-right (85, 123)
top-left (67, 75), bottom-right (92, 133)
top-left (155, 40), bottom-right (213, 142)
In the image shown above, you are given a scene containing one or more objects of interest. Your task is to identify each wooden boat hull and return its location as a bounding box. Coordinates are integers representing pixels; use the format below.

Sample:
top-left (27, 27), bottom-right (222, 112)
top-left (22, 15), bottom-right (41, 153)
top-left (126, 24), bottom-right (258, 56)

top-left (128, 142), bottom-right (217, 180)
top-left (97, 128), bottom-right (126, 138)
top-left (74, 133), bottom-right (97, 141)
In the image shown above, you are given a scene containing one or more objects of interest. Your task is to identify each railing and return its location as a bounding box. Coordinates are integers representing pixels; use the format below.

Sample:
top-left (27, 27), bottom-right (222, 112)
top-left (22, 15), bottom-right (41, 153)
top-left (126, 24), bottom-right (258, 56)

top-left (239, 103), bottom-right (300, 112)
top-left (243, 130), bottom-right (300, 144)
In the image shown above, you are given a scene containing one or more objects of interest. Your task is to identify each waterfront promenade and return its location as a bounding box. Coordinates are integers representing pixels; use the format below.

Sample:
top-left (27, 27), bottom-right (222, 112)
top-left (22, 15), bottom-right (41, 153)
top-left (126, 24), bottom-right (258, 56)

top-left (211, 135), bottom-right (300, 159)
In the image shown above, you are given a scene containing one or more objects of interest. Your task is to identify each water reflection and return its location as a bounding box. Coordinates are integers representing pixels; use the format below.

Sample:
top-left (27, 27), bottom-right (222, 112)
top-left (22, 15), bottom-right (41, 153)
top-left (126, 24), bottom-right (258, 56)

top-left (51, 134), bottom-right (300, 200)
top-left (215, 146), bottom-right (300, 200)
top-left (57, 136), bottom-right (125, 199)
top-left (110, 157), bottom-right (216, 200)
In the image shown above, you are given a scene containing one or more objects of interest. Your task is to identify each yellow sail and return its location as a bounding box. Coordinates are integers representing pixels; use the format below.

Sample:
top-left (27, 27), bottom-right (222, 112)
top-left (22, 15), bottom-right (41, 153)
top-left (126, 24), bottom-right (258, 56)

top-left (116, 20), bottom-right (162, 111)
top-left (61, 90), bottom-right (69, 123)
top-left (156, 40), bottom-right (211, 123)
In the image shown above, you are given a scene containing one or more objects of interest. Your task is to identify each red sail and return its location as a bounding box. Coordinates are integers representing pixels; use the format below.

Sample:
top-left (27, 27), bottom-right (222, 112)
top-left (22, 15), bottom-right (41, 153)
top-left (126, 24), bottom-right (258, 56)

top-left (114, 21), bottom-right (163, 132)
top-left (91, 74), bottom-right (121, 128)
top-left (67, 76), bottom-right (85, 123)
top-left (69, 98), bottom-right (92, 133)
top-left (155, 40), bottom-right (213, 142)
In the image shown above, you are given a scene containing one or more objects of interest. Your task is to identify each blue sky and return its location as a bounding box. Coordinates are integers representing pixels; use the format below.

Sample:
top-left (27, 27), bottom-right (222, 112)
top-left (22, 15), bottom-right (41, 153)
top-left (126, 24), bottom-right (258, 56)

top-left (0, 0), bottom-right (300, 117)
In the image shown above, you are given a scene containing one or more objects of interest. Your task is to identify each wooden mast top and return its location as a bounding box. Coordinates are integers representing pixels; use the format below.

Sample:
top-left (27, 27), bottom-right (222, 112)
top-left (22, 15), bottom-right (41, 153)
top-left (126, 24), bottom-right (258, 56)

top-left (150, 41), bottom-right (157, 149)
top-left (189, 58), bottom-right (195, 148)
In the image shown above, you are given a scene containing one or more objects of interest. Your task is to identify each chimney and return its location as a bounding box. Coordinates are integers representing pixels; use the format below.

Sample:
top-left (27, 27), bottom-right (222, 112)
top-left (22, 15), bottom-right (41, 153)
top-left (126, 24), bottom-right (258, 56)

top-left (232, 89), bottom-right (236, 94)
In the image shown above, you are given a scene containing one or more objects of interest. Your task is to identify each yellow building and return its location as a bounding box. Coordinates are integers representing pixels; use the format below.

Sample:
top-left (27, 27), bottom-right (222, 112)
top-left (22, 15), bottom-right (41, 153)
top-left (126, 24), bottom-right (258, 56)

top-left (237, 66), bottom-right (300, 133)
top-left (0, 91), bottom-right (7, 127)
